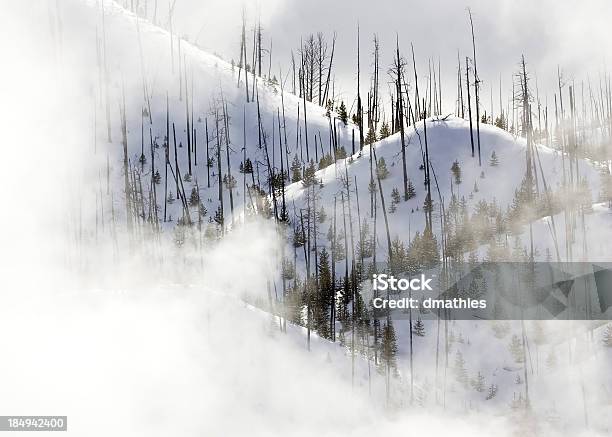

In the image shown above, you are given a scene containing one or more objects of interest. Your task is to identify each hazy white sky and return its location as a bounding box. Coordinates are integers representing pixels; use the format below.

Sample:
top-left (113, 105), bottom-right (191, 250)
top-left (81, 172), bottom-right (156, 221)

top-left (163, 0), bottom-right (612, 114)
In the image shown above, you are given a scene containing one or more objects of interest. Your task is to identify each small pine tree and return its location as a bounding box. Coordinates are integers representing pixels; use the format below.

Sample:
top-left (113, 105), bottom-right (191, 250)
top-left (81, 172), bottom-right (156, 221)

top-left (153, 170), bottom-right (161, 184)
top-left (451, 160), bottom-right (462, 184)
top-left (335, 146), bottom-right (347, 160)
top-left (318, 205), bottom-right (327, 223)
top-left (365, 126), bottom-right (377, 145)
top-left (189, 187), bottom-right (200, 206)
top-left (380, 320), bottom-right (398, 375)
top-left (290, 155), bottom-right (302, 182)
top-left (302, 160), bottom-right (317, 187)
top-left (406, 179), bottom-right (416, 200)
top-left (167, 190), bottom-right (175, 204)
top-left (454, 351), bottom-right (468, 387)
top-left (515, 374), bottom-right (523, 385)
top-left (240, 158), bottom-right (253, 174)
top-left (338, 101), bottom-right (348, 125)
top-left (423, 193), bottom-right (434, 215)
top-left (379, 122), bottom-right (391, 139)
top-left (391, 187), bottom-right (401, 205)
top-left (223, 174), bottom-right (237, 190)
top-left (413, 318), bottom-right (425, 337)
top-left (214, 205), bottom-right (224, 225)
top-left (490, 150), bottom-right (499, 167)
top-left (485, 383), bottom-right (498, 400)
top-left (509, 334), bottom-right (525, 363)
top-left (472, 371), bottom-right (486, 392)
top-left (495, 112), bottom-right (506, 130)
top-left (473, 181), bottom-right (479, 193)
top-left (376, 157), bottom-right (389, 179)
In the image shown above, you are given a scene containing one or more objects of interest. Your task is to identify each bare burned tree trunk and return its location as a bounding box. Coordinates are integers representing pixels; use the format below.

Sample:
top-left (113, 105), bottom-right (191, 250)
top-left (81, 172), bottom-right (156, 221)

top-left (101, 1), bottom-right (111, 142)
top-left (331, 196), bottom-right (337, 341)
top-left (457, 51), bottom-right (464, 118)
top-left (257, 20), bottom-right (262, 77)
top-left (322, 33), bottom-right (336, 106)
top-left (372, 35), bottom-right (380, 131)
top-left (357, 25), bottom-right (364, 150)
top-left (223, 100), bottom-right (235, 224)
top-left (423, 99), bottom-right (433, 230)
top-left (466, 57), bottom-right (475, 157)
top-left (216, 110), bottom-right (224, 231)
top-left (468, 9), bottom-right (482, 166)
top-left (120, 84), bottom-right (133, 234)
top-left (411, 44), bottom-right (421, 121)
top-left (394, 37), bottom-right (409, 201)
top-left (164, 93), bottom-right (169, 221)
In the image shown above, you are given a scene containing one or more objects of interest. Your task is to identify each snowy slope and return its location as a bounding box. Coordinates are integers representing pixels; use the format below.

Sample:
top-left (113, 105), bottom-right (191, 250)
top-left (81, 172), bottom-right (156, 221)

top-left (285, 115), bottom-right (602, 264)
top-left (72, 0), bottom-right (360, 233)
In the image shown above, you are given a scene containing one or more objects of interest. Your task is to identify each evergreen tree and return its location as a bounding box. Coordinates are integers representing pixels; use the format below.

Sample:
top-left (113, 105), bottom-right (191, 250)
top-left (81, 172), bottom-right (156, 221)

top-left (293, 226), bottom-right (305, 248)
top-left (413, 318), bottom-right (425, 336)
top-left (153, 170), bottom-right (161, 184)
top-left (302, 160), bottom-right (318, 187)
top-left (189, 187), bottom-right (200, 206)
top-left (454, 350), bottom-right (468, 386)
top-left (494, 113), bottom-right (506, 130)
top-left (315, 248), bottom-right (333, 339)
top-left (472, 371), bottom-right (486, 392)
top-left (318, 205), bottom-right (327, 223)
top-left (391, 187), bottom-right (401, 204)
top-left (389, 236), bottom-right (408, 274)
top-left (390, 187), bottom-right (400, 213)
top-left (509, 334), bottom-right (525, 363)
top-left (379, 121), bottom-right (391, 139)
top-left (515, 374), bottom-right (523, 385)
top-left (290, 155), bottom-right (302, 182)
top-left (485, 383), bottom-right (498, 400)
top-left (167, 190), bottom-right (175, 204)
top-left (406, 179), bottom-right (416, 200)
top-left (490, 150), bottom-right (499, 166)
top-left (318, 153), bottom-right (333, 170)
top-left (376, 157), bottom-right (390, 179)
top-left (451, 160), bottom-right (462, 184)
top-left (357, 221), bottom-right (373, 259)
top-left (223, 174), bottom-right (237, 190)
top-left (335, 146), bottom-right (347, 160)
top-left (365, 126), bottom-right (377, 145)
top-left (214, 205), bottom-right (224, 225)
top-left (338, 101), bottom-right (348, 125)
top-left (380, 320), bottom-right (398, 375)
top-left (240, 158), bottom-right (253, 174)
